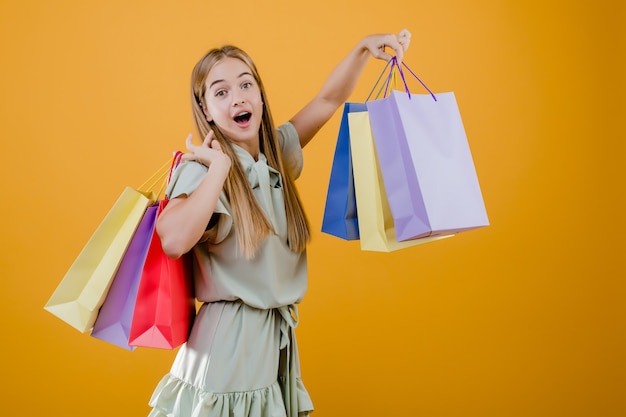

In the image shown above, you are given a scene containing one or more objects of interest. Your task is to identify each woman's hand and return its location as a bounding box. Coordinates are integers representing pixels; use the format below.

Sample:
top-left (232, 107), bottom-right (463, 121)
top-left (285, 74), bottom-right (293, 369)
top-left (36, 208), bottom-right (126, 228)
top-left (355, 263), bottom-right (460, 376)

top-left (157, 130), bottom-right (231, 258)
top-left (360, 28), bottom-right (411, 63)
top-left (181, 130), bottom-right (231, 171)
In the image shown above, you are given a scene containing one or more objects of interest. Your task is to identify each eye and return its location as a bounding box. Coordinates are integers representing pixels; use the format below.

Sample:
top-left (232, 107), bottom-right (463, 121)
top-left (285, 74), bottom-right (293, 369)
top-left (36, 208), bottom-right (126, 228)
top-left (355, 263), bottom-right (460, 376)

top-left (215, 89), bottom-right (227, 97)
top-left (242, 81), bottom-right (253, 89)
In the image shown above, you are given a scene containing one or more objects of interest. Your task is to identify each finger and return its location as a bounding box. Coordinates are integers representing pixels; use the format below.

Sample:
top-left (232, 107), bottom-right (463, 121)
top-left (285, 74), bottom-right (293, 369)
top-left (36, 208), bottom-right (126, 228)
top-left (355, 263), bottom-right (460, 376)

top-left (394, 46), bottom-right (404, 64)
top-left (211, 139), bottom-right (222, 152)
top-left (180, 153), bottom-right (195, 162)
top-left (386, 39), bottom-right (404, 63)
top-left (380, 34), bottom-right (404, 62)
top-left (202, 130), bottom-right (214, 147)
top-left (376, 50), bottom-right (394, 62)
top-left (398, 38), bottom-right (410, 54)
top-left (185, 133), bottom-right (194, 151)
top-left (373, 41), bottom-right (394, 61)
top-left (397, 30), bottom-right (411, 61)
top-left (398, 28), bottom-right (411, 41)
top-left (398, 35), bottom-right (410, 48)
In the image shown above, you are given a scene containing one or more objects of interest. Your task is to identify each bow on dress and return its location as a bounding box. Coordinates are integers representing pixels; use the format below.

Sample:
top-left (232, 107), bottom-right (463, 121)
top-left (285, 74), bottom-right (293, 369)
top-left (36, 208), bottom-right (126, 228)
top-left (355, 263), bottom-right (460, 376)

top-left (237, 145), bottom-right (283, 226)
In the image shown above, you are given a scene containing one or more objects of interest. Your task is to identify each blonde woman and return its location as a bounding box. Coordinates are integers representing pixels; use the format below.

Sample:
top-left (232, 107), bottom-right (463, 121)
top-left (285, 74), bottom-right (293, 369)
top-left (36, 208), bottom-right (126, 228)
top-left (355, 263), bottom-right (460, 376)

top-left (149, 29), bottom-right (411, 417)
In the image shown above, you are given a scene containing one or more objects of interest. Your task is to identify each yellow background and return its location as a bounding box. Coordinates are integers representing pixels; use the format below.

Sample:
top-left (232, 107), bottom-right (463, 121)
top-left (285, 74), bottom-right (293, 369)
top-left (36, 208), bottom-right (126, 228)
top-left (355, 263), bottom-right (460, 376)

top-left (1, 0), bottom-right (624, 416)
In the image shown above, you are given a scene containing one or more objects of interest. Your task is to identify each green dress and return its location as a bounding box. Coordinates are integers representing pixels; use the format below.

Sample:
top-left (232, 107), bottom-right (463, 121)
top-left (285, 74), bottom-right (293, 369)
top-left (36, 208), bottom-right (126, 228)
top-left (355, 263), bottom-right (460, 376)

top-left (147, 122), bottom-right (313, 417)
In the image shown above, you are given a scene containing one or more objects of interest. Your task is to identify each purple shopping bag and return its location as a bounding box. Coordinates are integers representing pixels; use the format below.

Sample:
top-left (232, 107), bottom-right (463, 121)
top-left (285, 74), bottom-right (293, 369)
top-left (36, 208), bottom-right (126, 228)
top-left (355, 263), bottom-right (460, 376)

top-left (366, 60), bottom-right (489, 241)
top-left (90, 204), bottom-right (158, 350)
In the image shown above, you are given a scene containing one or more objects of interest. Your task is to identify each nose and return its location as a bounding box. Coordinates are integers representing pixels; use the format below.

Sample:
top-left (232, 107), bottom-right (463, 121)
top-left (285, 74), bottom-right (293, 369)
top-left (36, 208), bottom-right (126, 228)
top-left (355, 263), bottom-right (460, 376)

top-left (232, 92), bottom-right (245, 106)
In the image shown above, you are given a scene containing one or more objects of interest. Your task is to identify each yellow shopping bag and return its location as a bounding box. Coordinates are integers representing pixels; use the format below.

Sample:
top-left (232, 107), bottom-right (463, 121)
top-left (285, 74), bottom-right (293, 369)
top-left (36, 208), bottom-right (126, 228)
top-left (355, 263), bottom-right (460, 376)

top-left (348, 111), bottom-right (453, 252)
top-left (44, 161), bottom-right (171, 332)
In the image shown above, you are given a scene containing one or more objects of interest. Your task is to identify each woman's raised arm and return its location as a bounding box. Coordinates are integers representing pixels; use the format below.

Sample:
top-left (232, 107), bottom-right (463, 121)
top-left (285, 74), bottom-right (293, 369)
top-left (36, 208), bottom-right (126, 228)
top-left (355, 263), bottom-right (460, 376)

top-left (290, 29), bottom-right (411, 147)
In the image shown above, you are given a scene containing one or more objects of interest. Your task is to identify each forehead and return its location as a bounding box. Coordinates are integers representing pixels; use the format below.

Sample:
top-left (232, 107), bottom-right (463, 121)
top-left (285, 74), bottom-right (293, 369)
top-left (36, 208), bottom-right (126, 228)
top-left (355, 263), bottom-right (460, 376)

top-left (206, 57), bottom-right (254, 87)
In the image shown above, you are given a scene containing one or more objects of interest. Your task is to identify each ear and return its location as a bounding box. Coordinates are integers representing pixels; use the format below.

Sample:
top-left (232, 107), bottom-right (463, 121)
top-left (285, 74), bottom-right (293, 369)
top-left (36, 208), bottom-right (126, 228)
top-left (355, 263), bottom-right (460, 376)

top-left (201, 105), bottom-right (213, 122)
top-left (198, 99), bottom-right (213, 122)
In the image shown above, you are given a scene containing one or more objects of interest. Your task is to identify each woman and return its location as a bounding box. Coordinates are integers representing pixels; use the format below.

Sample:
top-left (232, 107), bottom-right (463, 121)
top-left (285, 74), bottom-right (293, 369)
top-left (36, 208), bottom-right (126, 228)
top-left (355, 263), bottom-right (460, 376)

top-left (149, 29), bottom-right (411, 417)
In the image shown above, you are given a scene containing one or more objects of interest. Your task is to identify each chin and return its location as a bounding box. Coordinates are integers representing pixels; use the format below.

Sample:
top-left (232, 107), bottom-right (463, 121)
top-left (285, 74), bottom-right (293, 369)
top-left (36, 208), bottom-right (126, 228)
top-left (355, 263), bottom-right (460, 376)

top-left (226, 130), bottom-right (259, 145)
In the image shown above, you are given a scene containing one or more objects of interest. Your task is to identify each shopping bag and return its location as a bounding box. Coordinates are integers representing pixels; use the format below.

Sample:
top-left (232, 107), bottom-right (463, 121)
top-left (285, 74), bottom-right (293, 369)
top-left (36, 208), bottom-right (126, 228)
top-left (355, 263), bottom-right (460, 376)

top-left (44, 156), bottom-right (172, 333)
top-left (320, 61), bottom-right (402, 242)
top-left (348, 111), bottom-right (452, 252)
top-left (90, 203), bottom-right (159, 350)
top-left (321, 102), bottom-right (367, 240)
top-left (44, 187), bottom-right (157, 332)
top-left (128, 198), bottom-right (196, 350)
top-left (366, 59), bottom-right (489, 241)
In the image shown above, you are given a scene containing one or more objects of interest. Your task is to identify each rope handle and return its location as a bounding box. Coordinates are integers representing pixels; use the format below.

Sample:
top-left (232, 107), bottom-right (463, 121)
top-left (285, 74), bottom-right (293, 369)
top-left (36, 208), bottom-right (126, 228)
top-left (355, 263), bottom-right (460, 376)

top-left (160, 151), bottom-right (184, 200)
top-left (137, 150), bottom-right (185, 200)
top-left (138, 159), bottom-right (172, 193)
top-left (167, 151), bottom-right (184, 184)
top-left (391, 57), bottom-right (437, 101)
top-left (366, 57), bottom-right (437, 102)
top-left (365, 59), bottom-right (392, 102)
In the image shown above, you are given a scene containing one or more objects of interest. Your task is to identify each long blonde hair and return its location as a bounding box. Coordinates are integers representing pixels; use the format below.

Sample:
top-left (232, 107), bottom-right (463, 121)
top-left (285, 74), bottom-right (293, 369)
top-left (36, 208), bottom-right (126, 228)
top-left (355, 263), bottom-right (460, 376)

top-left (190, 45), bottom-right (309, 259)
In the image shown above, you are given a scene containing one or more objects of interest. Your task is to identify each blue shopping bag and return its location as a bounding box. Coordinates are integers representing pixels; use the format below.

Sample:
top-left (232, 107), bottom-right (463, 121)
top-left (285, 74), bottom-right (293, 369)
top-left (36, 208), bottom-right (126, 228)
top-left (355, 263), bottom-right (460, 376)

top-left (321, 102), bottom-right (367, 240)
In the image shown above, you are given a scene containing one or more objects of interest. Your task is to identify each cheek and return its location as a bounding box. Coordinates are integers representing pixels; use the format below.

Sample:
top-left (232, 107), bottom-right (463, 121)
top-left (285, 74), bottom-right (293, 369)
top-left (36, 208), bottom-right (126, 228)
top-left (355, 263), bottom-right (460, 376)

top-left (252, 95), bottom-right (264, 113)
top-left (204, 102), bottom-right (227, 123)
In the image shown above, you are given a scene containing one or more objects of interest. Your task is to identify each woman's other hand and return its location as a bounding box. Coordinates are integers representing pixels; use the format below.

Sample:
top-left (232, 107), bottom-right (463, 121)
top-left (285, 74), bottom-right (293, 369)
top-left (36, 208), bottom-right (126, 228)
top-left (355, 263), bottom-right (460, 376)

top-left (361, 28), bottom-right (411, 63)
top-left (182, 130), bottom-right (232, 171)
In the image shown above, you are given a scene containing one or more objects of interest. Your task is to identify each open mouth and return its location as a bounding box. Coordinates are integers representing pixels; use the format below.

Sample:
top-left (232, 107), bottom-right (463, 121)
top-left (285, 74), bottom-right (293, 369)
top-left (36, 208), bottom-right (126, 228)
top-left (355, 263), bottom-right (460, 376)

top-left (234, 112), bottom-right (252, 125)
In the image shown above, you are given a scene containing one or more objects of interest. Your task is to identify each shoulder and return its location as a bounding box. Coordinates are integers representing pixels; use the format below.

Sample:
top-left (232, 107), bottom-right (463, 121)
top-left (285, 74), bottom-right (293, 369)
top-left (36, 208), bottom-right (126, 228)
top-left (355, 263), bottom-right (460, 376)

top-left (165, 161), bottom-right (209, 199)
top-left (276, 122), bottom-right (303, 179)
top-left (276, 121), bottom-right (299, 147)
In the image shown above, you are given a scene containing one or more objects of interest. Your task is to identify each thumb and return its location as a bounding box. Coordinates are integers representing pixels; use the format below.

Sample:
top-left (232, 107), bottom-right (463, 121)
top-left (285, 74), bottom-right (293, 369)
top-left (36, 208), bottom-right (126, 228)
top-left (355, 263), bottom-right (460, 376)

top-left (210, 139), bottom-right (222, 152)
top-left (202, 130), bottom-right (214, 147)
top-left (185, 133), bottom-right (194, 151)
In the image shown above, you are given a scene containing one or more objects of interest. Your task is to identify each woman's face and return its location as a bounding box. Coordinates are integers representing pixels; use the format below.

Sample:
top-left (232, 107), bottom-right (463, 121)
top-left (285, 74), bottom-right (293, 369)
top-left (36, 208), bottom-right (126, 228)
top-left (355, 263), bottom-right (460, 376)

top-left (202, 57), bottom-right (264, 157)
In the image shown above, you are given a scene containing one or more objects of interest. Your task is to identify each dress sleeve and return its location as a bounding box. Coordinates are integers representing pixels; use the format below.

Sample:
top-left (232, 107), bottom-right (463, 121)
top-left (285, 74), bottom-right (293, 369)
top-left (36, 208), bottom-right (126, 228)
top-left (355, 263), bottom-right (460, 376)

top-left (165, 161), bottom-right (233, 244)
top-left (276, 122), bottom-right (303, 180)
top-left (165, 161), bottom-right (208, 199)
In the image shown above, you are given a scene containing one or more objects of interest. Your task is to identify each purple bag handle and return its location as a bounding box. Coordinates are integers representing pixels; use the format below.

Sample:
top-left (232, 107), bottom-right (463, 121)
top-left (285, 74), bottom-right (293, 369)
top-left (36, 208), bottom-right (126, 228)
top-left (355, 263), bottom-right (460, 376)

top-left (365, 57), bottom-right (437, 102)
top-left (385, 57), bottom-right (438, 102)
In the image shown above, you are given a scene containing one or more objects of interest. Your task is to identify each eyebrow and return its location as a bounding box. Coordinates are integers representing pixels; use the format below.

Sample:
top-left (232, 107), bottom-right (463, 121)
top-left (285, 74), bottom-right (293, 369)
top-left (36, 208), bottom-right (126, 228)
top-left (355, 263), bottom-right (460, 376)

top-left (209, 72), bottom-right (253, 89)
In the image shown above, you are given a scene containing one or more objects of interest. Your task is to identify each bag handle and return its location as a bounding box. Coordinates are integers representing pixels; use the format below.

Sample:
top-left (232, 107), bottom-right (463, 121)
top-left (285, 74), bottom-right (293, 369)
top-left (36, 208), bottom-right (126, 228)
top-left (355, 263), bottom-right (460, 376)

top-left (160, 151), bottom-right (184, 200)
top-left (167, 151), bottom-right (184, 185)
top-left (390, 57), bottom-right (437, 101)
top-left (365, 59), bottom-right (393, 102)
top-left (369, 57), bottom-right (437, 102)
top-left (138, 159), bottom-right (172, 194)
top-left (365, 59), bottom-right (406, 101)
top-left (138, 150), bottom-right (184, 200)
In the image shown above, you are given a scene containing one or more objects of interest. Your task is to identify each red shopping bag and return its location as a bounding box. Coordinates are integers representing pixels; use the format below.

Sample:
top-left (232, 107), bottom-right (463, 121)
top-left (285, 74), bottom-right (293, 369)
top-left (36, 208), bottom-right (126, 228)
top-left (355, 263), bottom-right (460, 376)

top-left (129, 152), bottom-right (196, 349)
top-left (128, 198), bottom-right (196, 349)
